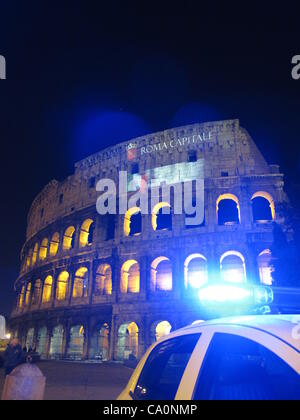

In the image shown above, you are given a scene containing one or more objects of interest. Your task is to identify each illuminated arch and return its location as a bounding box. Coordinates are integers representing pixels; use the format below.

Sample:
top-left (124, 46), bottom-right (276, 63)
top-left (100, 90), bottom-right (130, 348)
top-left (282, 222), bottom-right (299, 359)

top-left (39, 238), bottom-right (48, 261)
top-left (72, 267), bottom-right (89, 298)
top-left (32, 243), bottom-right (39, 266)
top-left (120, 260), bottom-right (140, 293)
top-left (151, 257), bottom-right (172, 291)
top-left (63, 226), bottom-right (75, 251)
top-left (95, 263), bottom-right (112, 295)
top-left (42, 275), bottom-right (53, 303)
top-left (89, 323), bottom-right (110, 361)
top-left (49, 325), bottom-right (64, 359)
top-left (220, 251), bottom-right (246, 283)
top-left (26, 248), bottom-right (33, 269)
top-left (117, 322), bottom-right (139, 361)
top-left (36, 326), bottom-right (48, 358)
top-left (258, 249), bottom-right (273, 285)
top-left (251, 191), bottom-right (275, 221)
top-left (124, 207), bottom-right (142, 237)
top-left (216, 193), bottom-right (241, 225)
top-left (184, 254), bottom-right (208, 289)
top-left (32, 279), bottom-right (42, 306)
top-left (79, 219), bottom-right (94, 247)
top-left (18, 285), bottom-right (25, 309)
top-left (26, 328), bottom-right (35, 350)
top-left (67, 325), bottom-right (84, 360)
top-left (152, 202), bottom-right (172, 231)
top-left (25, 282), bottom-right (32, 306)
top-left (56, 271), bottom-right (69, 301)
top-left (49, 232), bottom-right (60, 256)
top-left (151, 320), bottom-right (172, 343)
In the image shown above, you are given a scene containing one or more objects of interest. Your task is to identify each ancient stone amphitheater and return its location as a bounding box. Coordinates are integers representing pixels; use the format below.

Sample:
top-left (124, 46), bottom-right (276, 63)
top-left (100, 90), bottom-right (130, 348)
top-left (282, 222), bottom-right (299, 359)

top-left (10, 119), bottom-right (287, 361)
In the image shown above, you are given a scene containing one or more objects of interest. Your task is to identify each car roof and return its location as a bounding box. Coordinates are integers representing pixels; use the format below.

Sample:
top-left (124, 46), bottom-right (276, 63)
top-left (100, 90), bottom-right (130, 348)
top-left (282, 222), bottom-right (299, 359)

top-left (172, 315), bottom-right (300, 351)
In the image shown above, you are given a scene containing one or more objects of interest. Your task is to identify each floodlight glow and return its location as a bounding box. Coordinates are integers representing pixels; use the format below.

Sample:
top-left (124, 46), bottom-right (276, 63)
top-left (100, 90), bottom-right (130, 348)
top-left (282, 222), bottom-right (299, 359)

top-left (5, 333), bottom-right (11, 340)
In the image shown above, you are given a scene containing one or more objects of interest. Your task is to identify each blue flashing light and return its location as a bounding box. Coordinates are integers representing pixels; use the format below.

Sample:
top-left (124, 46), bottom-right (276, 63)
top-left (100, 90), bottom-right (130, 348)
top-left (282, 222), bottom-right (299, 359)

top-left (198, 283), bottom-right (273, 309)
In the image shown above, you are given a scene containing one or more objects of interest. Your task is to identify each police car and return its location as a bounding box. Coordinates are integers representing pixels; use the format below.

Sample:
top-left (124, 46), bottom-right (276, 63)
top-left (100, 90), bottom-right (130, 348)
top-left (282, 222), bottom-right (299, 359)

top-left (118, 284), bottom-right (300, 400)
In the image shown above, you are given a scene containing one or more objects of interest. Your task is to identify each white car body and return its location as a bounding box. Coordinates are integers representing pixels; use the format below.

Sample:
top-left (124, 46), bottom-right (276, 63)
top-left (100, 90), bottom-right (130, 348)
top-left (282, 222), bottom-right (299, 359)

top-left (118, 315), bottom-right (300, 400)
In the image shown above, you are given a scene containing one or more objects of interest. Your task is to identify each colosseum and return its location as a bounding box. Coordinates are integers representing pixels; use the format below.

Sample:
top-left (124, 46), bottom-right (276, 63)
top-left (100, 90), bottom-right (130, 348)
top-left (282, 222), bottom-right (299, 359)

top-left (10, 119), bottom-right (288, 362)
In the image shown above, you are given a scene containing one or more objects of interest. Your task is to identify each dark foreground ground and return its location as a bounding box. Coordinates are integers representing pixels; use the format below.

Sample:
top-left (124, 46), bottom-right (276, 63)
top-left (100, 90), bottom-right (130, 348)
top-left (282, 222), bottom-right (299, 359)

top-left (0, 361), bottom-right (133, 400)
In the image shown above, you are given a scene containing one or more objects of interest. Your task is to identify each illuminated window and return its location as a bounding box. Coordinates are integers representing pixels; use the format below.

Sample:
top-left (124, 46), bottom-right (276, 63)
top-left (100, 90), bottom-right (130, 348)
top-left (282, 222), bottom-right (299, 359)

top-left (32, 243), bottom-right (39, 266)
top-left (79, 219), bottom-right (94, 247)
top-left (258, 249), bottom-right (273, 285)
top-left (152, 202), bottom-right (172, 231)
top-left (39, 238), bottom-right (48, 260)
top-left (89, 323), bottom-right (110, 361)
top-left (56, 271), bottom-right (69, 301)
top-left (26, 248), bottom-right (33, 269)
top-left (117, 322), bottom-right (139, 361)
top-left (220, 251), bottom-right (246, 283)
top-left (217, 194), bottom-right (240, 225)
top-left (251, 192), bottom-right (275, 222)
top-left (151, 321), bottom-right (172, 343)
top-left (120, 260), bottom-right (140, 293)
top-left (49, 232), bottom-right (60, 256)
top-left (49, 325), bottom-right (64, 359)
top-left (67, 325), bottom-right (84, 360)
top-left (32, 279), bottom-right (42, 306)
top-left (18, 285), bottom-right (25, 309)
top-left (42, 275), bottom-right (53, 303)
top-left (151, 257), bottom-right (172, 291)
top-left (124, 207), bottom-right (142, 237)
top-left (95, 264), bottom-right (112, 295)
top-left (25, 282), bottom-right (32, 306)
top-left (63, 226), bottom-right (75, 251)
top-left (72, 267), bottom-right (89, 298)
top-left (184, 254), bottom-right (208, 289)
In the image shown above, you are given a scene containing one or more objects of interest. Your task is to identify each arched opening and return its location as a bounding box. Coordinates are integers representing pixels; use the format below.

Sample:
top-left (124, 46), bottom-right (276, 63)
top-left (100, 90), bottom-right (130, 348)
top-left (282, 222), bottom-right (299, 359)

top-left (258, 249), bottom-right (273, 285)
top-left (26, 248), bottom-right (33, 268)
top-left (72, 267), bottom-right (89, 298)
top-left (120, 260), bottom-right (140, 293)
top-left (63, 226), bottom-right (75, 251)
top-left (220, 251), bottom-right (246, 283)
top-left (152, 202), bottom-right (172, 231)
top-left (95, 264), bottom-right (112, 295)
top-left (252, 192), bottom-right (275, 222)
top-left (32, 243), bottom-right (39, 266)
top-left (49, 325), bottom-right (64, 359)
top-left (18, 285), bottom-right (25, 309)
top-left (49, 232), bottom-right (60, 256)
top-left (150, 257), bottom-right (172, 291)
top-left (32, 280), bottom-right (42, 306)
top-left (117, 322), bottom-right (139, 361)
top-left (36, 326), bottom-right (48, 358)
top-left (39, 238), bottom-right (48, 260)
top-left (79, 219), bottom-right (95, 247)
top-left (42, 275), bottom-right (53, 303)
top-left (25, 282), bottom-right (32, 306)
top-left (89, 323), bottom-right (110, 361)
top-left (26, 328), bottom-right (34, 350)
top-left (67, 325), bottom-right (84, 360)
top-left (184, 254), bottom-right (208, 289)
top-left (217, 194), bottom-right (240, 225)
top-left (124, 207), bottom-right (142, 236)
top-left (151, 321), bottom-right (172, 343)
top-left (56, 271), bottom-right (69, 301)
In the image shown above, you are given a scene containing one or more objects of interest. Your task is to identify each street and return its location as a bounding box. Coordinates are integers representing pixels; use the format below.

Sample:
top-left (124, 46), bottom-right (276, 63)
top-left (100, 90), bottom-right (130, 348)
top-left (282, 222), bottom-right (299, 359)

top-left (0, 361), bottom-right (133, 400)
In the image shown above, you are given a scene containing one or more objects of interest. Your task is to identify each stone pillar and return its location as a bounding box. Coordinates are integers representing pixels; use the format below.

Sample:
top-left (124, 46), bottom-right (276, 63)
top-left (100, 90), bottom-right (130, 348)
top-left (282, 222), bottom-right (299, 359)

top-left (61, 323), bottom-right (70, 359)
top-left (109, 315), bottom-right (117, 360)
top-left (44, 326), bottom-right (52, 360)
top-left (82, 321), bottom-right (90, 360)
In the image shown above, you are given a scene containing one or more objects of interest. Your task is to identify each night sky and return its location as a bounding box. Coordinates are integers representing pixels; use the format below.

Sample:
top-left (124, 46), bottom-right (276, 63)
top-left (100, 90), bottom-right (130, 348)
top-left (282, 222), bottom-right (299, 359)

top-left (0, 2), bottom-right (299, 318)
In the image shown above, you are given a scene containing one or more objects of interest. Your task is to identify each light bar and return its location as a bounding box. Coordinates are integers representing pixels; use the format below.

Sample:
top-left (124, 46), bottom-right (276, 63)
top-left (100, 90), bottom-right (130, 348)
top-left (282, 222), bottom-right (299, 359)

top-left (198, 283), bottom-right (273, 308)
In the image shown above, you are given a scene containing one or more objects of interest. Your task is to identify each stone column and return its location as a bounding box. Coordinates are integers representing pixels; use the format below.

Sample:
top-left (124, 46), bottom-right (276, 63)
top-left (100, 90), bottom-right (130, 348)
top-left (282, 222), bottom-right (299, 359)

top-left (44, 326), bottom-right (52, 360)
top-left (82, 321), bottom-right (90, 360)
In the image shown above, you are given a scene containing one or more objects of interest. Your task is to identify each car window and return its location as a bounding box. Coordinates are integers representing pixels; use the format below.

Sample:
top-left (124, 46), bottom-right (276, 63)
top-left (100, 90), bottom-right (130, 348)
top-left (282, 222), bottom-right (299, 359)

top-left (132, 334), bottom-right (200, 400)
top-left (194, 333), bottom-right (300, 400)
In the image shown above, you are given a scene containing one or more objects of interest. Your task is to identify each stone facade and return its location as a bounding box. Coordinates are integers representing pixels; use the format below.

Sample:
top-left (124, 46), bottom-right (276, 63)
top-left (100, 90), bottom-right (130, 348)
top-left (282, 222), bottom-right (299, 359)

top-left (10, 119), bottom-right (288, 361)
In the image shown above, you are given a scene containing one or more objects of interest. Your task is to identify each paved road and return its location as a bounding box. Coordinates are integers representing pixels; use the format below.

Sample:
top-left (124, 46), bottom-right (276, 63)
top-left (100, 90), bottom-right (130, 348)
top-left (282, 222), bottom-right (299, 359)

top-left (0, 361), bottom-right (133, 400)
